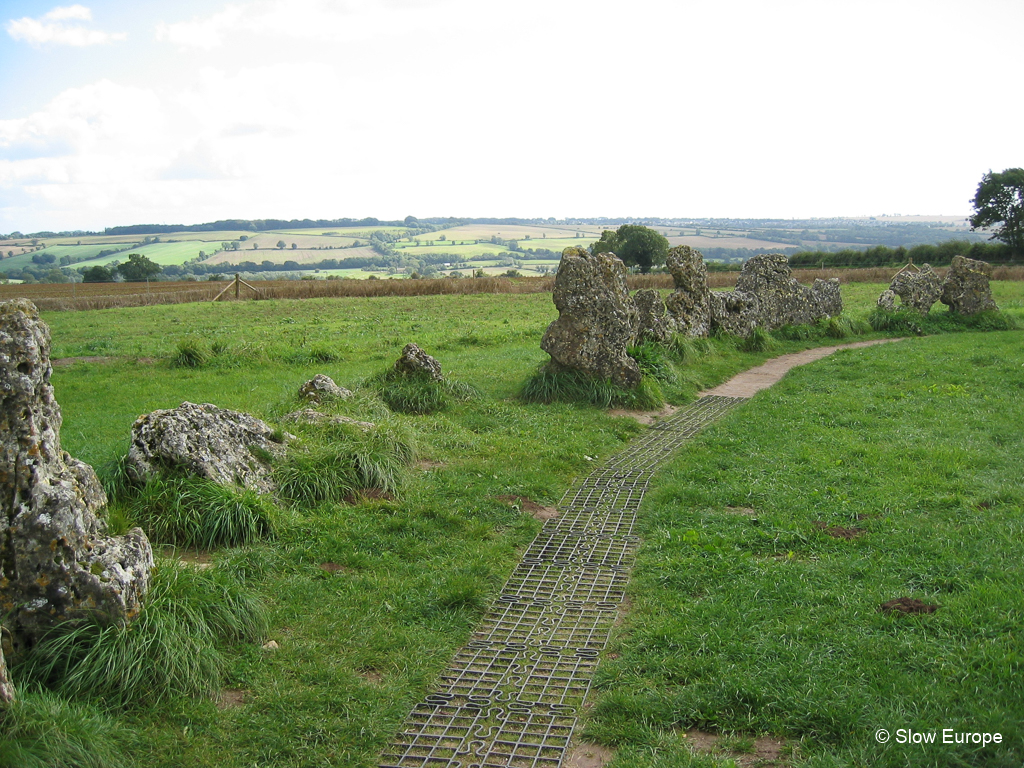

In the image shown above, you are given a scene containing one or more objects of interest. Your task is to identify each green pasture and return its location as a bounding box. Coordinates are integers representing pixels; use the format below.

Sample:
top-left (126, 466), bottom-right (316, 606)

top-left (2, 282), bottom-right (1021, 767)
top-left (71, 241), bottom-right (219, 267)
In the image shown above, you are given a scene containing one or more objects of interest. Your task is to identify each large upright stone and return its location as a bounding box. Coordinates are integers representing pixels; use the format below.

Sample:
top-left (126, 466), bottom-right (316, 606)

top-left (126, 401), bottom-right (284, 494)
top-left (0, 627), bottom-right (13, 704)
top-left (940, 255), bottom-right (998, 314)
top-left (0, 300), bottom-right (153, 647)
top-left (888, 264), bottom-right (942, 314)
top-left (633, 289), bottom-right (670, 344)
top-left (541, 247), bottom-right (640, 388)
top-left (664, 245), bottom-right (712, 337)
top-left (708, 254), bottom-right (842, 336)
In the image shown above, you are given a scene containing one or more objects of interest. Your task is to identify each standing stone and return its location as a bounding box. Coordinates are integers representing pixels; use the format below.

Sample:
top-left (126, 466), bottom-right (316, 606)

top-left (0, 627), bottom-right (14, 704)
top-left (708, 254), bottom-right (842, 336)
top-left (541, 247), bottom-right (640, 388)
top-left (0, 300), bottom-right (153, 647)
top-left (877, 289), bottom-right (897, 311)
top-left (126, 402), bottom-right (285, 494)
top-left (664, 245), bottom-right (712, 337)
top-left (393, 343), bottom-right (444, 381)
top-left (888, 264), bottom-right (942, 314)
top-left (633, 289), bottom-right (670, 344)
top-left (940, 255), bottom-right (998, 314)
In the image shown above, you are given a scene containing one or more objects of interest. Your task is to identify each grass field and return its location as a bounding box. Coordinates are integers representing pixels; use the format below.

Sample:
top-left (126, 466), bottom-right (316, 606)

top-left (1, 282), bottom-right (1022, 767)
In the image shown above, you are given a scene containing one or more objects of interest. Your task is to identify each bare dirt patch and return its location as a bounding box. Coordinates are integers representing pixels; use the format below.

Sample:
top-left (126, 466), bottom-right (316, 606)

top-left (162, 547), bottom-right (213, 568)
top-left (416, 460), bottom-right (446, 471)
top-left (812, 521), bottom-right (865, 539)
top-left (880, 597), bottom-right (939, 615)
top-left (700, 339), bottom-right (905, 399)
top-left (497, 494), bottom-right (559, 521)
top-left (216, 688), bottom-right (248, 710)
top-left (564, 742), bottom-right (615, 768)
top-left (359, 669), bottom-right (384, 685)
top-left (683, 729), bottom-right (792, 767)
top-left (319, 562), bottom-right (350, 575)
top-left (608, 404), bottom-right (677, 425)
top-left (726, 506), bottom-right (759, 516)
top-left (343, 488), bottom-right (396, 504)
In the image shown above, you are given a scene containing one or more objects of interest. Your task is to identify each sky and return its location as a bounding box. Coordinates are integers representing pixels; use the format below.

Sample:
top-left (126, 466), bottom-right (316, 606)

top-left (1, 0), bottom-right (1021, 233)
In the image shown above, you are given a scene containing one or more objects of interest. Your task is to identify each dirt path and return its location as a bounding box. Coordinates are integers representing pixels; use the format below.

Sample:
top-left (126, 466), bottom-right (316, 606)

top-left (699, 338), bottom-right (904, 399)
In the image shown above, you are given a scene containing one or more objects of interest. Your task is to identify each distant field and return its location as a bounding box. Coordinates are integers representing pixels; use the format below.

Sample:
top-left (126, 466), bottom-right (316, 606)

top-left (72, 241), bottom-right (218, 267)
top-left (205, 247), bottom-right (378, 266)
top-left (418, 223), bottom-right (605, 242)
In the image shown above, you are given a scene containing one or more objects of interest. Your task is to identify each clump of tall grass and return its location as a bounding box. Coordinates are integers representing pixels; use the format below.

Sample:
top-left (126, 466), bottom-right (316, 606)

top-left (274, 422), bottom-right (415, 505)
top-left (737, 326), bottom-right (777, 352)
top-left (520, 364), bottom-right (664, 409)
top-left (628, 343), bottom-right (677, 384)
top-left (666, 334), bottom-right (715, 365)
top-left (171, 337), bottom-right (210, 368)
top-left (114, 475), bottom-right (277, 549)
top-left (368, 369), bottom-right (476, 415)
top-left (0, 689), bottom-right (132, 768)
top-left (868, 307), bottom-right (925, 335)
top-left (15, 562), bottom-right (268, 708)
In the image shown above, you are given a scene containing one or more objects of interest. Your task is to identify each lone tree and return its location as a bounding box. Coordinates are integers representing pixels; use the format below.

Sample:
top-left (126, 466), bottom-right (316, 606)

top-left (81, 265), bottom-right (114, 283)
top-left (970, 168), bottom-right (1024, 256)
top-left (116, 253), bottom-right (162, 282)
top-left (591, 225), bottom-right (670, 273)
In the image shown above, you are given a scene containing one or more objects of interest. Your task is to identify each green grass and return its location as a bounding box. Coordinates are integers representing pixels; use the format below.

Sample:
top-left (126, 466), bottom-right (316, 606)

top-left (586, 331), bottom-right (1024, 767)
top-left (9, 281), bottom-right (1020, 767)
top-left (72, 241), bottom-right (218, 267)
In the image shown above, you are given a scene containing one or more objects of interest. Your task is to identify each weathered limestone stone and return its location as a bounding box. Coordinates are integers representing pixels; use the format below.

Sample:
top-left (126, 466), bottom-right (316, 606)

top-left (709, 289), bottom-right (761, 337)
top-left (664, 245), bottom-right (712, 337)
top-left (0, 627), bottom-right (14, 704)
top-left (126, 401), bottom-right (285, 494)
top-left (888, 265), bottom-right (942, 314)
top-left (730, 254), bottom-right (843, 330)
top-left (940, 255), bottom-right (998, 314)
top-left (283, 409), bottom-right (375, 431)
top-left (633, 289), bottom-right (670, 344)
top-left (541, 247), bottom-right (640, 388)
top-left (299, 374), bottom-right (351, 403)
top-left (0, 299), bottom-right (153, 647)
top-left (877, 289), bottom-right (897, 311)
top-left (394, 343), bottom-right (443, 381)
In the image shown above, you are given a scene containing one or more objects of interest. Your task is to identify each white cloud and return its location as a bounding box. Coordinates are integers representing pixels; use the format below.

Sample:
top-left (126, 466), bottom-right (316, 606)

top-left (155, 5), bottom-right (245, 50)
top-left (5, 5), bottom-right (126, 46)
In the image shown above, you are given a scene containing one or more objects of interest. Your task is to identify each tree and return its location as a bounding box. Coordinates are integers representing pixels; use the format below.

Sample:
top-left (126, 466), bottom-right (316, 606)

top-left (81, 265), bottom-right (114, 282)
top-left (590, 225), bottom-right (670, 273)
top-left (970, 168), bottom-right (1024, 256)
top-left (277, 240), bottom-right (286, 249)
top-left (116, 253), bottom-right (162, 282)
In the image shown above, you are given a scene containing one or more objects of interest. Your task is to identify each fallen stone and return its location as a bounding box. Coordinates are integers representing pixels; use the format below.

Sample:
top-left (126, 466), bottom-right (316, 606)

top-left (664, 245), bottom-right (712, 337)
top-left (262, 640), bottom-right (280, 651)
top-left (633, 288), bottom-right (670, 344)
top-left (541, 247), bottom-right (640, 388)
top-left (298, 374), bottom-right (352, 403)
top-left (940, 255), bottom-right (998, 314)
top-left (126, 401), bottom-right (285, 494)
top-left (0, 299), bottom-right (153, 647)
top-left (393, 343), bottom-right (443, 381)
top-left (888, 264), bottom-right (942, 314)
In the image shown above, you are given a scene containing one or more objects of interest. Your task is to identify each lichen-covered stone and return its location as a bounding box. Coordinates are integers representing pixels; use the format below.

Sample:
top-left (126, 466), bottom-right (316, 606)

top-left (877, 289), bottom-right (897, 310)
top-left (888, 265), bottom-right (942, 314)
top-left (664, 245), bottom-right (712, 337)
top-left (299, 374), bottom-right (351, 403)
top-left (811, 277), bottom-right (843, 318)
top-left (0, 626), bottom-right (13, 704)
top-left (633, 289), bottom-right (670, 344)
top-left (0, 299), bottom-right (153, 647)
top-left (940, 255), bottom-right (998, 314)
top-left (709, 289), bottom-right (761, 337)
top-left (541, 247), bottom-right (640, 388)
top-left (394, 344), bottom-right (443, 381)
top-left (126, 401), bottom-right (284, 494)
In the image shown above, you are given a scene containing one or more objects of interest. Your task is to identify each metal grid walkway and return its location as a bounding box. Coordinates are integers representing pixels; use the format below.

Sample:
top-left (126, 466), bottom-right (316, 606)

top-left (379, 395), bottom-right (745, 768)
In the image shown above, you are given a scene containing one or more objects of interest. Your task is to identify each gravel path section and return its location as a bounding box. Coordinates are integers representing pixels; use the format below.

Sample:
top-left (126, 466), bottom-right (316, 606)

top-left (699, 338), bottom-right (904, 398)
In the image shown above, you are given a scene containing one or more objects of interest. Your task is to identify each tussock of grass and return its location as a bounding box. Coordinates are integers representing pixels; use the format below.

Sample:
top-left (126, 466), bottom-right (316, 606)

top-left (16, 562), bottom-right (267, 708)
top-left (667, 334), bottom-right (715, 365)
top-left (736, 326), bottom-right (777, 352)
top-left (520, 364), bottom-right (664, 409)
top-left (0, 688), bottom-right (132, 768)
top-left (171, 337), bottom-right (211, 368)
top-left (115, 475), bottom-right (277, 548)
top-left (628, 343), bottom-right (677, 384)
top-left (274, 423), bottom-right (415, 504)
top-left (368, 369), bottom-right (476, 415)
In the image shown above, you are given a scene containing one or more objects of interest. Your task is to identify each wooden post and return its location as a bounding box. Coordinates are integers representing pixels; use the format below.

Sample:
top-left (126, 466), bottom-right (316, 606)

top-left (235, 273), bottom-right (240, 299)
